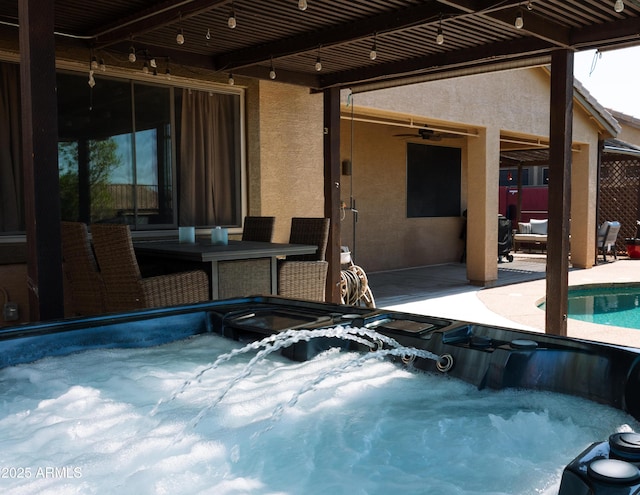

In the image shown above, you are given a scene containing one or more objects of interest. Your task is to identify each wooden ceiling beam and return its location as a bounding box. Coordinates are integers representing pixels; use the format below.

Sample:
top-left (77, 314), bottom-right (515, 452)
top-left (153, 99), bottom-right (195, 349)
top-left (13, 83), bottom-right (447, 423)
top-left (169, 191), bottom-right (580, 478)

top-left (317, 36), bottom-right (552, 89)
top-left (213, 2), bottom-right (457, 72)
top-left (92, 0), bottom-right (233, 49)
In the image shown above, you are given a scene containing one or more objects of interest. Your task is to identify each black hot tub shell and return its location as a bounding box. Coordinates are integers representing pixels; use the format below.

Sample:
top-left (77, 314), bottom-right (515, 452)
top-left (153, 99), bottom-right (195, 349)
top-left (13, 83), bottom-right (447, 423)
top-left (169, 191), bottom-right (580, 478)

top-left (1, 295), bottom-right (639, 493)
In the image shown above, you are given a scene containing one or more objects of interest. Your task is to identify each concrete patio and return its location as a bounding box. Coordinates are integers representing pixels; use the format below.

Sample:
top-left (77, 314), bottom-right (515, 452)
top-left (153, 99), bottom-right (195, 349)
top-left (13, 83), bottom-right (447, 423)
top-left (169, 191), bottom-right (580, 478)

top-left (368, 254), bottom-right (640, 348)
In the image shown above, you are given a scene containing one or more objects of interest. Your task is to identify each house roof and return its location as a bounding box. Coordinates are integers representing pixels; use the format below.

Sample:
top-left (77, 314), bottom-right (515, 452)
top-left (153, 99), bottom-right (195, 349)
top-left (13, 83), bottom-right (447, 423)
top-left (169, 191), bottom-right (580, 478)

top-left (1, 0), bottom-right (639, 91)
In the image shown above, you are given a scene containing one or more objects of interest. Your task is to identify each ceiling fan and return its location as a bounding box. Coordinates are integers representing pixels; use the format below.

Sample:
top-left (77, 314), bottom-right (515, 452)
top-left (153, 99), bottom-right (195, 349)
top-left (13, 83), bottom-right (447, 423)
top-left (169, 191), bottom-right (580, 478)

top-left (393, 126), bottom-right (464, 141)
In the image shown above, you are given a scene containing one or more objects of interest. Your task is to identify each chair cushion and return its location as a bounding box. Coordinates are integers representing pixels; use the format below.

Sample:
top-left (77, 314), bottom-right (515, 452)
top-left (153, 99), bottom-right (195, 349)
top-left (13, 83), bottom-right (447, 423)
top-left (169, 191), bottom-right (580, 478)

top-left (530, 219), bottom-right (548, 235)
top-left (518, 222), bottom-right (532, 234)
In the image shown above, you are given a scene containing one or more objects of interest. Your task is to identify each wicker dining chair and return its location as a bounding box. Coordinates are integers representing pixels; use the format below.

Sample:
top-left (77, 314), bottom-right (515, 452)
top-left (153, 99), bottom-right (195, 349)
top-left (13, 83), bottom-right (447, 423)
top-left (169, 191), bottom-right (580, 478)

top-left (241, 216), bottom-right (275, 242)
top-left (91, 223), bottom-right (209, 312)
top-left (278, 217), bottom-right (330, 301)
top-left (60, 221), bottom-right (107, 316)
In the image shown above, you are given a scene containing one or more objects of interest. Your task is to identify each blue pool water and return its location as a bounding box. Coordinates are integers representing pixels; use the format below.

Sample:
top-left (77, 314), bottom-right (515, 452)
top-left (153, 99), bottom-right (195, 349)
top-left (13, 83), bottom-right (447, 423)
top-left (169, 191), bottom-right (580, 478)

top-left (564, 284), bottom-right (640, 329)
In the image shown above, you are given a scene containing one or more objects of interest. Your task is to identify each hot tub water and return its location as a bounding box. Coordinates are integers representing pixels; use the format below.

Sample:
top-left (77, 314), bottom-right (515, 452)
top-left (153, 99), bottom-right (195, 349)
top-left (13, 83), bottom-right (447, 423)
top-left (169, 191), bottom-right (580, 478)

top-left (0, 327), bottom-right (637, 494)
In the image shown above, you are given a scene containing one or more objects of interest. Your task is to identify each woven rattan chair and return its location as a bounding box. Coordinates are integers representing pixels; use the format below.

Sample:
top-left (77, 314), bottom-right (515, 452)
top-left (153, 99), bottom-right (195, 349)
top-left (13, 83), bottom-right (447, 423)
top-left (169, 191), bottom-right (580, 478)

top-left (241, 216), bottom-right (275, 242)
top-left (60, 221), bottom-right (107, 316)
top-left (91, 223), bottom-right (209, 312)
top-left (278, 217), bottom-right (330, 301)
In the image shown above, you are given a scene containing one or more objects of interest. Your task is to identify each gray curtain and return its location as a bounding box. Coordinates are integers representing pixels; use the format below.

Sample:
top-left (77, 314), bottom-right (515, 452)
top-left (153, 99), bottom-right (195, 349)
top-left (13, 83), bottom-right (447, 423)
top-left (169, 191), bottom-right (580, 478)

top-left (0, 63), bottom-right (23, 232)
top-left (179, 89), bottom-right (235, 226)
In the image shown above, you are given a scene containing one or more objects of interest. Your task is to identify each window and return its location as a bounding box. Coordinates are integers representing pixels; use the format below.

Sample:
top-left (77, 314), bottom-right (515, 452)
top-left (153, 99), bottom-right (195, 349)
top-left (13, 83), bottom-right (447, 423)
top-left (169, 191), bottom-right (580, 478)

top-left (406, 143), bottom-right (461, 218)
top-left (0, 62), bottom-right (244, 234)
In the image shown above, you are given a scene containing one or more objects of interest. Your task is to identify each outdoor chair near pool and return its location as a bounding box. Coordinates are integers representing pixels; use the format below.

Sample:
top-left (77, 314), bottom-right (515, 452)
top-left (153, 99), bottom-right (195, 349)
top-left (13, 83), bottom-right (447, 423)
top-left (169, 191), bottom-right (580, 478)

top-left (91, 223), bottom-right (209, 312)
top-left (241, 216), bottom-right (275, 242)
top-left (278, 217), bottom-right (330, 302)
top-left (60, 221), bottom-right (107, 316)
top-left (597, 220), bottom-right (621, 262)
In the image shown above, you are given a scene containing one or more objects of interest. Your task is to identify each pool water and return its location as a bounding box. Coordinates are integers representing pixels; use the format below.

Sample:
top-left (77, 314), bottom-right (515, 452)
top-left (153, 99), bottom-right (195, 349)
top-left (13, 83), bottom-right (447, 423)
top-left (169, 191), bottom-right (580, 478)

top-left (564, 285), bottom-right (640, 329)
top-left (0, 331), bottom-right (637, 494)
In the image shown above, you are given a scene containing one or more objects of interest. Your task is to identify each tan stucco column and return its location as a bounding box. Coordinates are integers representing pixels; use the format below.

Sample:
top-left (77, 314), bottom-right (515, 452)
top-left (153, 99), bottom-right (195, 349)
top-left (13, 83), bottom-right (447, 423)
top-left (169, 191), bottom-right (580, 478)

top-left (570, 143), bottom-right (597, 268)
top-left (465, 127), bottom-right (500, 286)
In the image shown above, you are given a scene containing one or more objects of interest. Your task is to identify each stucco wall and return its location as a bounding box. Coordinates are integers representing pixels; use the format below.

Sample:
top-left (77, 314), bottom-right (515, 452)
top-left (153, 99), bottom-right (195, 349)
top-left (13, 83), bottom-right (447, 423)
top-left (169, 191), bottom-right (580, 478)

top-left (341, 67), bottom-right (605, 273)
top-left (340, 121), bottom-right (466, 272)
top-left (251, 81), bottom-right (325, 243)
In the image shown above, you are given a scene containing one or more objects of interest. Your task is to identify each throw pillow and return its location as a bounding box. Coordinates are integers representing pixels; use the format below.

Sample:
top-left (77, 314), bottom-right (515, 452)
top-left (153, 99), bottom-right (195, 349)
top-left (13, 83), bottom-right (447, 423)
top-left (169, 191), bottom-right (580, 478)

top-left (530, 218), bottom-right (548, 235)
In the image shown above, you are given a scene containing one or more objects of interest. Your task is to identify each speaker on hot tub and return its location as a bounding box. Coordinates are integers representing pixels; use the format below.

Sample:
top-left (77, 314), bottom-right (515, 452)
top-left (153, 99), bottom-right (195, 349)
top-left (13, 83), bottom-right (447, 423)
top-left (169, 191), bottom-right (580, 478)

top-left (558, 432), bottom-right (640, 494)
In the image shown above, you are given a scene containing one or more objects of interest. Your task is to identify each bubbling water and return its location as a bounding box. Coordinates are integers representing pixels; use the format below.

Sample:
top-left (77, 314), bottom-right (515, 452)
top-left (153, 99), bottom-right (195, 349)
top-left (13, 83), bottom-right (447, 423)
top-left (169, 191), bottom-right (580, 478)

top-left (0, 326), bottom-right (637, 495)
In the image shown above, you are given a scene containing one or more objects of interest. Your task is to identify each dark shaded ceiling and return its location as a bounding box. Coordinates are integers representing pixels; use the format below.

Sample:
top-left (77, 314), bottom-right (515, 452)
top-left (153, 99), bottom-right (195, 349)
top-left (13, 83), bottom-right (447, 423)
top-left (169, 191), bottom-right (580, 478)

top-left (2, 0), bottom-right (640, 90)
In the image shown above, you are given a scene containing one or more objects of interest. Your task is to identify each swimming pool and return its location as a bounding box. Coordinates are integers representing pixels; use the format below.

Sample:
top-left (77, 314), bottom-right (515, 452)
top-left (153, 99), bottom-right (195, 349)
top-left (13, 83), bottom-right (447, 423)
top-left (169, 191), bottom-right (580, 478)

top-left (564, 284), bottom-right (640, 329)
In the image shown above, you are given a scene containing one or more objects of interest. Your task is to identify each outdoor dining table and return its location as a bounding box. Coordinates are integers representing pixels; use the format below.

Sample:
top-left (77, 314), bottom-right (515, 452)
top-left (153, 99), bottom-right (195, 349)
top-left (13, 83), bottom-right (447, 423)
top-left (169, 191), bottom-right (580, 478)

top-left (133, 239), bottom-right (317, 299)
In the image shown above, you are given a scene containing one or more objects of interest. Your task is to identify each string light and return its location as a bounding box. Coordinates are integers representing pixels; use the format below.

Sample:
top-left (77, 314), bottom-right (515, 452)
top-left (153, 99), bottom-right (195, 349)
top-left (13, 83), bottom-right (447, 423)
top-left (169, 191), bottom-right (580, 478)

top-left (436, 15), bottom-right (444, 45)
top-left (515, 9), bottom-right (524, 29)
top-left (614, 0), bottom-right (624, 12)
top-left (315, 46), bottom-right (322, 71)
top-left (369, 34), bottom-right (377, 60)
top-left (176, 28), bottom-right (185, 45)
top-left (99, 58), bottom-right (106, 72)
top-left (206, 28), bottom-right (211, 40)
top-left (526, 0), bottom-right (533, 10)
top-left (142, 60), bottom-right (149, 74)
top-left (298, 0), bottom-right (308, 11)
top-left (128, 46), bottom-right (137, 63)
top-left (90, 54), bottom-right (98, 70)
top-left (88, 70), bottom-right (96, 88)
top-left (150, 57), bottom-right (157, 68)
top-left (228, 4), bottom-right (237, 28)
top-left (228, 73), bottom-right (235, 85)
top-left (269, 58), bottom-right (276, 79)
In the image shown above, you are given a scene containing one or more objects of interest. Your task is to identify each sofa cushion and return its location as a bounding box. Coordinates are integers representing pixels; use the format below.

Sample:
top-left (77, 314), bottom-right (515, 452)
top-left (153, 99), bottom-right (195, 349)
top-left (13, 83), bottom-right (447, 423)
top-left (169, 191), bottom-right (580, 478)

top-left (530, 218), bottom-right (548, 235)
top-left (518, 222), bottom-right (532, 234)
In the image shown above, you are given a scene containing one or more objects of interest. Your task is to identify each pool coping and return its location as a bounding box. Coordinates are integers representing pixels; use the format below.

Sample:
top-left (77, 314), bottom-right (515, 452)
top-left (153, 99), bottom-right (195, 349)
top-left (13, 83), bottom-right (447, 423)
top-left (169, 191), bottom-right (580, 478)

top-left (477, 259), bottom-right (640, 348)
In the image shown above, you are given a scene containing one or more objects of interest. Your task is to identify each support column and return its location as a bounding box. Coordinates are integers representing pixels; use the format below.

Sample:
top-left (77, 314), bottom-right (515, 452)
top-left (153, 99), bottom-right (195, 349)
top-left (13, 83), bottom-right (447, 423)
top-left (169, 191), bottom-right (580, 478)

top-left (570, 143), bottom-right (596, 269)
top-left (323, 87), bottom-right (341, 303)
top-left (19, 0), bottom-right (64, 321)
top-left (545, 49), bottom-right (574, 336)
top-left (466, 127), bottom-right (500, 286)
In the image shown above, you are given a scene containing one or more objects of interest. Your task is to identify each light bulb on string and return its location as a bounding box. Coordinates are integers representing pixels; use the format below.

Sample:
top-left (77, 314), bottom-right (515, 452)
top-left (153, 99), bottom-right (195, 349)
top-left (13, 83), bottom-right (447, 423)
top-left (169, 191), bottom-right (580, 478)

top-left (88, 70), bottom-right (96, 88)
top-left (436, 14), bottom-right (444, 45)
top-left (228, 73), bottom-right (235, 85)
top-left (515, 9), bottom-right (524, 29)
top-left (206, 28), bottom-right (211, 40)
top-left (228, 7), bottom-right (237, 28)
top-left (99, 58), bottom-right (106, 72)
top-left (176, 28), bottom-right (185, 45)
top-left (90, 55), bottom-right (98, 70)
top-left (369, 34), bottom-right (377, 60)
top-left (150, 57), bottom-right (157, 68)
top-left (526, 0), bottom-right (533, 10)
top-left (315, 55), bottom-right (322, 71)
top-left (128, 46), bottom-right (137, 63)
top-left (298, 0), bottom-right (308, 11)
top-left (614, 0), bottom-right (624, 12)
top-left (269, 58), bottom-right (277, 79)
top-left (142, 60), bottom-right (149, 74)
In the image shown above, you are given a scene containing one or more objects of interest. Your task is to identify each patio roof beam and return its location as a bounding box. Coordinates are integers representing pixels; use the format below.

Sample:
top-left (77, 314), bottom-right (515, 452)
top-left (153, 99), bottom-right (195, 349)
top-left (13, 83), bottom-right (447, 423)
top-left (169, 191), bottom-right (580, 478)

top-left (318, 36), bottom-right (552, 89)
top-left (436, 0), bottom-right (571, 48)
top-left (213, 2), bottom-right (461, 72)
top-left (93, 0), bottom-right (233, 49)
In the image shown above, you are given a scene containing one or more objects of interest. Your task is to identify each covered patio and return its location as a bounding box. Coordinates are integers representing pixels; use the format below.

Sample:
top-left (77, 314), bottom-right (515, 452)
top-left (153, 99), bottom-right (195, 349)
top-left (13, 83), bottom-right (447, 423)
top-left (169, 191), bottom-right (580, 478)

top-left (2, 0), bottom-right (640, 335)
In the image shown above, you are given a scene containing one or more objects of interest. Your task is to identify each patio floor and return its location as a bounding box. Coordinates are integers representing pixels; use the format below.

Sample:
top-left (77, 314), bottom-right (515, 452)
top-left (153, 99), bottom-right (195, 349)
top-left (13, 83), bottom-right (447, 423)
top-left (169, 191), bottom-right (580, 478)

top-left (367, 254), bottom-right (640, 348)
